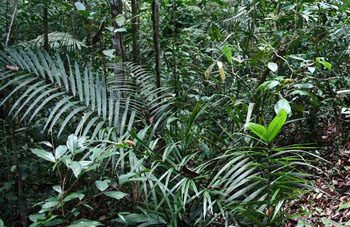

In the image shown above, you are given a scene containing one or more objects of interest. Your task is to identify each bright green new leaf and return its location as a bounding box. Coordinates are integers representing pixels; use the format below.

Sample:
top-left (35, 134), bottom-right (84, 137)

top-left (246, 123), bottom-right (267, 142)
top-left (31, 149), bottom-right (55, 163)
top-left (316, 57), bottom-right (332, 70)
top-left (223, 45), bottom-right (232, 64)
top-left (104, 191), bottom-right (128, 200)
top-left (266, 109), bottom-right (287, 143)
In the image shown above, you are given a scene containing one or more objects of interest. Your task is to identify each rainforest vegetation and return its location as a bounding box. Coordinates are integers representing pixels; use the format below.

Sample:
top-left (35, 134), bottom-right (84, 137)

top-left (1, 0), bottom-right (350, 226)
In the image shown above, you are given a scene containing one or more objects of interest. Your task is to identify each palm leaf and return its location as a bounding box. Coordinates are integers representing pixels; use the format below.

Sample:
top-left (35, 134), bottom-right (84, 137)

top-left (27, 32), bottom-right (86, 52)
top-left (0, 47), bottom-right (135, 140)
top-left (107, 62), bottom-right (174, 128)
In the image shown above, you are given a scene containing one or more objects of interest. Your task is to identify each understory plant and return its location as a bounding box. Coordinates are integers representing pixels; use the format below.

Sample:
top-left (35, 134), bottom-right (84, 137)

top-left (28, 135), bottom-right (131, 226)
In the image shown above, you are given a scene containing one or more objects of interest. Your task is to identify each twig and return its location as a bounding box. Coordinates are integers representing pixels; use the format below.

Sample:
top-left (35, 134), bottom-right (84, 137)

top-left (5, 0), bottom-right (18, 46)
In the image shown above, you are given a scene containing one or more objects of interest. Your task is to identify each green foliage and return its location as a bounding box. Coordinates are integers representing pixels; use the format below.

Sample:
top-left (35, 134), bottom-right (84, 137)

top-left (1, 0), bottom-right (348, 226)
top-left (246, 109), bottom-right (287, 144)
top-left (28, 32), bottom-right (86, 52)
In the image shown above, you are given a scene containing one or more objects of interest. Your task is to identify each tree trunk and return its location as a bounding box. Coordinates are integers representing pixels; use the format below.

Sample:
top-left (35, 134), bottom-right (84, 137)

top-left (172, 0), bottom-right (178, 96)
top-left (131, 0), bottom-right (140, 64)
top-left (5, 0), bottom-right (18, 46)
top-left (152, 0), bottom-right (161, 89)
top-left (43, 3), bottom-right (49, 51)
top-left (110, 0), bottom-right (125, 63)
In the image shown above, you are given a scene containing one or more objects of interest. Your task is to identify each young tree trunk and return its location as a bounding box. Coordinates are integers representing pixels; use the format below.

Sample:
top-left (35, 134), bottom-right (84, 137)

top-left (172, 0), bottom-right (178, 96)
top-left (5, 0), bottom-right (18, 46)
top-left (152, 0), bottom-right (161, 89)
top-left (131, 0), bottom-right (140, 64)
top-left (110, 0), bottom-right (125, 96)
top-left (43, 3), bottom-right (49, 51)
top-left (110, 0), bottom-right (125, 63)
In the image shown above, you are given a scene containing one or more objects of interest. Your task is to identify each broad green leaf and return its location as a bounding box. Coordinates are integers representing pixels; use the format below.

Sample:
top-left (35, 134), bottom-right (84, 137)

top-left (70, 161), bottom-right (82, 178)
top-left (266, 109), bottom-right (287, 143)
top-left (42, 201), bottom-right (58, 209)
top-left (67, 219), bottom-right (103, 227)
top-left (115, 15), bottom-right (126, 27)
top-left (274, 98), bottom-right (291, 116)
top-left (308, 67), bottom-right (315, 73)
top-left (258, 80), bottom-right (280, 90)
top-left (268, 62), bottom-right (278, 72)
top-left (223, 45), bottom-right (232, 63)
top-left (89, 148), bottom-right (102, 161)
top-left (104, 191), bottom-right (128, 200)
top-left (52, 185), bottom-right (62, 194)
top-left (0, 219), bottom-right (5, 227)
top-left (55, 145), bottom-right (67, 159)
top-left (63, 192), bottom-right (85, 202)
top-left (95, 180), bottom-right (110, 192)
top-left (75, 2), bottom-right (86, 11)
top-left (29, 213), bottom-right (46, 222)
top-left (245, 123), bottom-right (267, 142)
top-left (316, 57), bottom-right (332, 70)
top-left (31, 149), bottom-right (55, 163)
top-left (67, 135), bottom-right (79, 153)
top-left (119, 172), bottom-right (136, 185)
top-left (320, 61), bottom-right (332, 70)
top-left (290, 89), bottom-right (309, 96)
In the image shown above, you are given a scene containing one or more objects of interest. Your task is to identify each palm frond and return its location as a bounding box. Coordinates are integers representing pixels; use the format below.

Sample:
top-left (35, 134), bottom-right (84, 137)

top-left (107, 62), bottom-right (174, 128)
top-left (27, 32), bottom-right (86, 52)
top-left (0, 47), bottom-right (133, 140)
